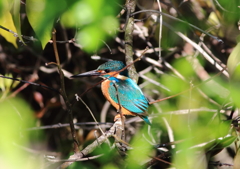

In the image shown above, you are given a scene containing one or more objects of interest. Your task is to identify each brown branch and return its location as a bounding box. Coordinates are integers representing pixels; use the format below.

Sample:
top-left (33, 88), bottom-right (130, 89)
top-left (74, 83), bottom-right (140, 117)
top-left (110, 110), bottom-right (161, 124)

top-left (26, 122), bottom-right (113, 131)
top-left (130, 10), bottom-right (223, 42)
top-left (60, 118), bottom-right (130, 168)
top-left (0, 75), bottom-right (59, 94)
top-left (52, 30), bottom-right (80, 154)
top-left (145, 152), bottom-right (172, 168)
top-left (124, 0), bottom-right (138, 82)
top-left (47, 154), bottom-right (103, 162)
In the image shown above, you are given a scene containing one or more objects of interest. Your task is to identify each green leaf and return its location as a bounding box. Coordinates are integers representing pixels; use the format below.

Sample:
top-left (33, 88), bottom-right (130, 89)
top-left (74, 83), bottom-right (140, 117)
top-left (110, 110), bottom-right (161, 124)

top-left (61, 0), bottom-right (120, 52)
top-left (227, 35), bottom-right (240, 78)
top-left (26, 0), bottom-right (53, 49)
top-left (219, 136), bottom-right (236, 147)
top-left (205, 136), bottom-right (237, 158)
top-left (10, 0), bottom-right (24, 44)
top-left (0, 1), bottom-right (18, 47)
top-left (126, 128), bottom-right (152, 169)
top-left (0, 96), bottom-right (39, 168)
top-left (227, 36), bottom-right (240, 107)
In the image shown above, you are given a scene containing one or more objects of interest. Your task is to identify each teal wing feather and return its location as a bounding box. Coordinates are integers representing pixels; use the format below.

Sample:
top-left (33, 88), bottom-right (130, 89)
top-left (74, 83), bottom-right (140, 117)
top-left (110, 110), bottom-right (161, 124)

top-left (108, 78), bottom-right (149, 114)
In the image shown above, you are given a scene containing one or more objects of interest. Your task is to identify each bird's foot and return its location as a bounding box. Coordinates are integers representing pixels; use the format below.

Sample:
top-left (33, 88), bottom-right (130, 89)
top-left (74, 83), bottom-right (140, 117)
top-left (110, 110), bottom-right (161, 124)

top-left (114, 114), bottom-right (126, 122)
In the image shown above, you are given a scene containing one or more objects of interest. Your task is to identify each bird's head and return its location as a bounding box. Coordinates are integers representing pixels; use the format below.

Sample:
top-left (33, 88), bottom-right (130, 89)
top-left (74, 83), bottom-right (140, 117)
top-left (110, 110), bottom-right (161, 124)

top-left (71, 61), bottom-right (129, 79)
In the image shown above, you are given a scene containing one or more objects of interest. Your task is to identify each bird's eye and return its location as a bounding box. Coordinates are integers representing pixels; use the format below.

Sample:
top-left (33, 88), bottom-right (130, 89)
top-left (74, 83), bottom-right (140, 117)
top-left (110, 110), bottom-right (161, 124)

top-left (104, 69), bottom-right (110, 73)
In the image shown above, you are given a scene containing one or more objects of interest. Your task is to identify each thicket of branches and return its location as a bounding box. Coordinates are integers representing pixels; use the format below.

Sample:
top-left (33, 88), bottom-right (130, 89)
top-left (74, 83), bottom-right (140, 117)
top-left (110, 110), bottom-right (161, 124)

top-left (0, 0), bottom-right (240, 169)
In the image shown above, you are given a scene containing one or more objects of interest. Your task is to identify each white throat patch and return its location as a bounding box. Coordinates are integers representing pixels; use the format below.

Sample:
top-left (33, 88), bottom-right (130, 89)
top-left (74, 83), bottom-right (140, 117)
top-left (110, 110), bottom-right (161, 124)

top-left (116, 74), bottom-right (128, 80)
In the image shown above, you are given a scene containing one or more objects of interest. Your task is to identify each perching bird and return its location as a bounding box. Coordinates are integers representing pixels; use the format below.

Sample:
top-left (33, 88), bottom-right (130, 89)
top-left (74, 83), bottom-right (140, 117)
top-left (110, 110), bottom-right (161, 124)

top-left (71, 61), bottom-right (150, 125)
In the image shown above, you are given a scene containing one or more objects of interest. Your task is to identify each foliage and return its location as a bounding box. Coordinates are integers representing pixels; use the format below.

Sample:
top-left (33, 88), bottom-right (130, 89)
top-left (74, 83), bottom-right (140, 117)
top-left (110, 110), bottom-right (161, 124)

top-left (0, 96), bottom-right (40, 168)
top-left (0, 0), bottom-right (240, 169)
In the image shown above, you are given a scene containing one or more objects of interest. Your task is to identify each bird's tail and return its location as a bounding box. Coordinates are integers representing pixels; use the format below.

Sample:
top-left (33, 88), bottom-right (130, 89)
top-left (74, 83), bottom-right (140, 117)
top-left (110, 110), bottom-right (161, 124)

top-left (141, 116), bottom-right (151, 125)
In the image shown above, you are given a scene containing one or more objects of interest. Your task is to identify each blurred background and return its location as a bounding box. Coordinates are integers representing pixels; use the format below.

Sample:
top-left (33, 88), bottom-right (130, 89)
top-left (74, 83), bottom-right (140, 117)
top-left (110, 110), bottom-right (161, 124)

top-left (0, 0), bottom-right (240, 168)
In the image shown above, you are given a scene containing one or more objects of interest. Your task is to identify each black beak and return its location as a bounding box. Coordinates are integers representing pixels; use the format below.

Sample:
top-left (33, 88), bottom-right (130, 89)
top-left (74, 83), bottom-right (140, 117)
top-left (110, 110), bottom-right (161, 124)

top-left (71, 70), bottom-right (101, 78)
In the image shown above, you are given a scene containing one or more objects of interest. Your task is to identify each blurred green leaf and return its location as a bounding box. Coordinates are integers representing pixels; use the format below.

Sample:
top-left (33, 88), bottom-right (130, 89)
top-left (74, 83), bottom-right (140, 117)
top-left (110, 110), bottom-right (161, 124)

top-left (161, 74), bottom-right (188, 95)
top-left (217, 0), bottom-right (240, 24)
top-left (3, 74), bottom-right (14, 89)
top-left (205, 135), bottom-right (236, 159)
top-left (26, 0), bottom-right (53, 49)
top-left (26, 0), bottom-right (77, 49)
top-left (10, 0), bottom-right (24, 44)
top-left (102, 164), bottom-right (119, 169)
top-left (173, 57), bottom-right (195, 78)
top-left (125, 128), bottom-right (152, 169)
top-left (227, 36), bottom-right (240, 107)
top-left (0, 1), bottom-right (18, 47)
top-left (227, 36), bottom-right (240, 77)
top-left (25, 0), bottom-right (119, 51)
top-left (217, 136), bottom-right (236, 148)
top-left (61, 0), bottom-right (119, 52)
top-left (0, 95), bottom-right (38, 169)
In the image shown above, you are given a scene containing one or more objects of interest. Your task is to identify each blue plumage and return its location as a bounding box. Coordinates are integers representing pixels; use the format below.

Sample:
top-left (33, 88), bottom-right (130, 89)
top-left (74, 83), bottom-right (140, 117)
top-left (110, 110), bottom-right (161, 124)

top-left (71, 61), bottom-right (151, 125)
top-left (108, 78), bottom-right (149, 113)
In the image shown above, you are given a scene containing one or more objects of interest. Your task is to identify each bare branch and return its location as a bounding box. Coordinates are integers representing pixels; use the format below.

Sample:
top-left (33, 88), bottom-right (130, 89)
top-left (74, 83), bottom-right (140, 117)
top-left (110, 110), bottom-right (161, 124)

top-left (60, 118), bottom-right (131, 168)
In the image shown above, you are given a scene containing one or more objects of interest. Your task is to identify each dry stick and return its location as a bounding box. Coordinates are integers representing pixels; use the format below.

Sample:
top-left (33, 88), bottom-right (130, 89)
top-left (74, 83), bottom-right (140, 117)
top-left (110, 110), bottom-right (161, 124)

top-left (9, 77), bottom-right (35, 99)
top-left (130, 10), bottom-right (223, 43)
top-left (51, 29), bottom-right (80, 154)
top-left (0, 25), bottom-right (77, 44)
top-left (60, 24), bottom-right (72, 62)
top-left (76, 95), bottom-right (105, 136)
top-left (146, 152), bottom-right (171, 168)
top-left (26, 122), bottom-right (113, 131)
top-left (60, 118), bottom-right (127, 168)
top-left (0, 75), bottom-right (59, 94)
top-left (101, 40), bottom-right (113, 54)
top-left (156, 0), bottom-right (163, 62)
top-left (151, 156), bottom-right (173, 166)
top-left (48, 154), bottom-right (103, 162)
top-left (100, 101), bottom-right (111, 127)
top-left (117, 8), bottom-right (126, 18)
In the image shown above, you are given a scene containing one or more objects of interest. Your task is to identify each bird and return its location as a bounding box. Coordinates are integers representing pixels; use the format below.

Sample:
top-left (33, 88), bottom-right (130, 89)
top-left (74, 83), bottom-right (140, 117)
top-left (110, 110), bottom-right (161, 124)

top-left (71, 60), bottom-right (151, 125)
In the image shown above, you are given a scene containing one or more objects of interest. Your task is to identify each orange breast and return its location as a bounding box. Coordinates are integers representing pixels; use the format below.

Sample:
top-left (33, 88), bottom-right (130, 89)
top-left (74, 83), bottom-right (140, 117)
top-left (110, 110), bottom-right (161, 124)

top-left (101, 79), bottom-right (136, 116)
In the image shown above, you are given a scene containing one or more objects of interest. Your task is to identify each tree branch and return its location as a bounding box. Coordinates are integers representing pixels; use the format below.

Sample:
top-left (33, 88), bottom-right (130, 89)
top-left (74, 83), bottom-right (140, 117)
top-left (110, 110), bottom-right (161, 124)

top-left (60, 118), bottom-right (131, 168)
top-left (124, 0), bottom-right (138, 82)
top-left (52, 30), bottom-right (80, 154)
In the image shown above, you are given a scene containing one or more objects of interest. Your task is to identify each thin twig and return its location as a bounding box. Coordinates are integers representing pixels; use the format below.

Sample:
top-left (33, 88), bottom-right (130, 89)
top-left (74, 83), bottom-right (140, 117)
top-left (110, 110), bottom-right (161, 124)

top-left (149, 66), bottom-right (227, 104)
top-left (0, 25), bottom-right (77, 44)
top-left (130, 10), bottom-right (223, 43)
top-left (47, 154), bottom-right (103, 162)
top-left (60, 118), bottom-right (130, 168)
top-left (156, 0), bottom-right (162, 62)
top-left (76, 95), bottom-right (105, 135)
top-left (52, 29), bottom-right (80, 153)
top-left (0, 75), bottom-right (59, 94)
top-left (26, 122), bottom-right (113, 131)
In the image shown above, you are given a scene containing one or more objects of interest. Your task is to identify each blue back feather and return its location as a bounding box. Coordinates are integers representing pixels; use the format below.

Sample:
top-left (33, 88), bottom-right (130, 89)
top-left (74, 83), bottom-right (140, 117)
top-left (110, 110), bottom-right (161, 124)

top-left (98, 61), bottom-right (150, 124)
top-left (108, 78), bottom-right (149, 114)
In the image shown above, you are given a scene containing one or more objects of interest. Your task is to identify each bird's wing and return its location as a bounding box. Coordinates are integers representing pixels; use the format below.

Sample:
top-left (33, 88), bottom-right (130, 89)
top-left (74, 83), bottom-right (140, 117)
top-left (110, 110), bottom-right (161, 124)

top-left (108, 78), bottom-right (149, 114)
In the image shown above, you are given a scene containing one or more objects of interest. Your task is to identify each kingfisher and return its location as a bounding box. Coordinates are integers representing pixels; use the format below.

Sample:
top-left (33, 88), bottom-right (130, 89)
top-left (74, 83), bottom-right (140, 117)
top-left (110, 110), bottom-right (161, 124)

top-left (71, 61), bottom-right (151, 125)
